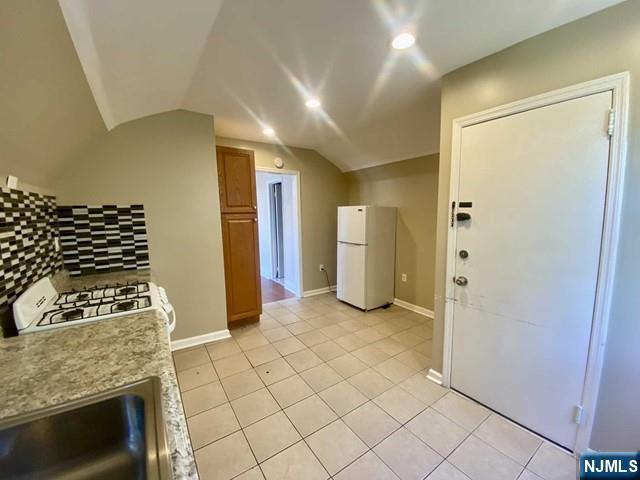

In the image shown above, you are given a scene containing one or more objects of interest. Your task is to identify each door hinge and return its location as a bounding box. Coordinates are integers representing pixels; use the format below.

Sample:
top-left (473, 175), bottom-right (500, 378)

top-left (573, 405), bottom-right (584, 425)
top-left (607, 109), bottom-right (615, 137)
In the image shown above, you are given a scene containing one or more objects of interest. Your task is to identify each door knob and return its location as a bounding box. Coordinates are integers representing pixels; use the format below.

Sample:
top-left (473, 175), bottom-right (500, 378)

top-left (253, 205), bottom-right (257, 210)
top-left (455, 276), bottom-right (468, 286)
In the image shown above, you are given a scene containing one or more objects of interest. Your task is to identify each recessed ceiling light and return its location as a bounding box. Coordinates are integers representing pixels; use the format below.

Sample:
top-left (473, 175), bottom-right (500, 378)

top-left (392, 32), bottom-right (415, 50)
top-left (262, 126), bottom-right (275, 137)
top-left (305, 97), bottom-right (321, 109)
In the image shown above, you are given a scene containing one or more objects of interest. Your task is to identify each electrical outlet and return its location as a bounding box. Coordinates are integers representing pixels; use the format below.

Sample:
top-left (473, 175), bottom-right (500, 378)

top-left (319, 264), bottom-right (325, 272)
top-left (401, 273), bottom-right (407, 282)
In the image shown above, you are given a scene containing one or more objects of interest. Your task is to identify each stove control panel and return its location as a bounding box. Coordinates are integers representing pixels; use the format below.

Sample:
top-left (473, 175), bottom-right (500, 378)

top-left (13, 277), bottom-right (59, 331)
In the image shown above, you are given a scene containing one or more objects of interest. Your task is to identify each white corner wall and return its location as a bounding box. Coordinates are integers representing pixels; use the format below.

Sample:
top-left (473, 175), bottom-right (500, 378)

top-left (281, 175), bottom-right (299, 294)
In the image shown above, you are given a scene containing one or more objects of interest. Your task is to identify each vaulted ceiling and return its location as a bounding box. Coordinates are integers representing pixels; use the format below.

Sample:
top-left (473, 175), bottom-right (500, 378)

top-left (4, 0), bottom-right (627, 183)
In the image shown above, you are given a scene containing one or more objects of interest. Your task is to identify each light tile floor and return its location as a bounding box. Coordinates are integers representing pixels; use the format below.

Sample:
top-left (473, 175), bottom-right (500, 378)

top-left (173, 293), bottom-right (578, 480)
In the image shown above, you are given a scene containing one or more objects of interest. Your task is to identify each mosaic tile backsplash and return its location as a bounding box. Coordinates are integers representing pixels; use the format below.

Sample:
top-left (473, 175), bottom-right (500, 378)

top-left (58, 205), bottom-right (150, 276)
top-left (0, 188), bottom-right (63, 309)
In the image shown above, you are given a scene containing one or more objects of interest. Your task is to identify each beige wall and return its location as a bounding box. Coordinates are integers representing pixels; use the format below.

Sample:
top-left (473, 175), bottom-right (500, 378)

top-left (55, 111), bottom-right (227, 340)
top-left (434, 0), bottom-right (640, 450)
top-left (0, 0), bottom-right (105, 187)
top-left (346, 154), bottom-right (439, 311)
top-left (216, 137), bottom-right (349, 292)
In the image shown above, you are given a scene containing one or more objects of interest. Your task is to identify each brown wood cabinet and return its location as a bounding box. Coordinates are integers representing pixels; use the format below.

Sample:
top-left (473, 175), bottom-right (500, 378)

top-left (216, 146), bottom-right (258, 214)
top-left (216, 146), bottom-right (262, 325)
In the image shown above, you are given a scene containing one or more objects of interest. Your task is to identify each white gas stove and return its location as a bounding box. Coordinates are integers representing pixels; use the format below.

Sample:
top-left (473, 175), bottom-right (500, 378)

top-left (12, 277), bottom-right (176, 335)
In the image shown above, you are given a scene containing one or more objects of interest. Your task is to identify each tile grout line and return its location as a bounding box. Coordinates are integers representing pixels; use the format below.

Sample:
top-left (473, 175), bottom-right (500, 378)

top-left (180, 371), bottom-right (424, 423)
top-left (278, 394), bottom-right (334, 479)
top-left (177, 297), bottom-right (442, 479)
top-left (444, 398), bottom-right (531, 479)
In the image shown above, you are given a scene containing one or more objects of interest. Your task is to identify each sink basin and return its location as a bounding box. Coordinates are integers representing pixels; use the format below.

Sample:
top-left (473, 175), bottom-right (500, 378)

top-left (0, 377), bottom-right (171, 480)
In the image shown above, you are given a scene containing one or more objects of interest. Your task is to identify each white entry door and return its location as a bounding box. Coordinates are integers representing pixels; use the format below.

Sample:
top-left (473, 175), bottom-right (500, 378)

top-left (450, 91), bottom-right (612, 449)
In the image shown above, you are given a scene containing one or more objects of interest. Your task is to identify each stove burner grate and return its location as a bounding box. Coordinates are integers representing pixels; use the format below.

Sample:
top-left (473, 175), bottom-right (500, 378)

top-left (117, 286), bottom-right (137, 295)
top-left (62, 309), bottom-right (84, 321)
top-left (55, 282), bottom-right (150, 306)
top-left (114, 300), bottom-right (136, 312)
top-left (39, 294), bottom-right (152, 327)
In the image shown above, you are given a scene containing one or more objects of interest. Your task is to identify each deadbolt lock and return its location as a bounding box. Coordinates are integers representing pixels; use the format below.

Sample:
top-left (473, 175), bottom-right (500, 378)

top-left (459, 250), bottom-right (469, 259)
top-left (455, 276), bottom-right (468, 286)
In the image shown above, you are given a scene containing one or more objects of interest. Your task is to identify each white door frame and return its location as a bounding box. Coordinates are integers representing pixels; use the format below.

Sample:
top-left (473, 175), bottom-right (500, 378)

top-left (256, 166), bottom-right (304, 297)
top-left (441, 72), bottom-right (629, 453)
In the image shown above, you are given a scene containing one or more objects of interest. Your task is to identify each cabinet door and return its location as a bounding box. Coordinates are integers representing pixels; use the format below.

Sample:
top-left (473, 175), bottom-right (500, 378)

top-left (216, 146), bottom-right (258, 214)
top-left (221, 213), bottom-right (262, 323)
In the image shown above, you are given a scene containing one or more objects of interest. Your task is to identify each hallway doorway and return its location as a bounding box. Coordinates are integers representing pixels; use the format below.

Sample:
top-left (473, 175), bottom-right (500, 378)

top-left (255, 168), bottom-right (302, 303)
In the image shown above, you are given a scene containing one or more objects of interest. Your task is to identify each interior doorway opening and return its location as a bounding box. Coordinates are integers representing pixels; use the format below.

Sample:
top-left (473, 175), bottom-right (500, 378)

top-left (256, 168), bottom-right (303, 303)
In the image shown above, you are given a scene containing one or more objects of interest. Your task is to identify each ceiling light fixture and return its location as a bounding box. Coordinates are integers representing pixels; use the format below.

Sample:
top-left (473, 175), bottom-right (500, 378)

top-left (305, 97), bottom-right (321, 109)
top-left (392, 32), bottom-right (415, 50)
top-left (262, 126), bottom-right (275, 137)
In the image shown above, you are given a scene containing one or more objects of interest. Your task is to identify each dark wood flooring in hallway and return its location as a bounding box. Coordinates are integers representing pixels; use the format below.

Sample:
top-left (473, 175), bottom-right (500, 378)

top-left (261, 276), bottom-right (296, 303)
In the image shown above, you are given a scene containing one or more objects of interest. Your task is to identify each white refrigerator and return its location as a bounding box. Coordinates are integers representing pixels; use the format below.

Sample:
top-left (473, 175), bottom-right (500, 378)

top-left (337, 206), bottom-right (396, 310)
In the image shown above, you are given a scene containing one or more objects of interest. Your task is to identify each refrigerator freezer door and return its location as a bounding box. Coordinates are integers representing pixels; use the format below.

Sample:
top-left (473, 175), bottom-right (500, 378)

top-left (337, 242), bottom-right (366, 309)
top-left (337, 206), bottom-right (367, 245)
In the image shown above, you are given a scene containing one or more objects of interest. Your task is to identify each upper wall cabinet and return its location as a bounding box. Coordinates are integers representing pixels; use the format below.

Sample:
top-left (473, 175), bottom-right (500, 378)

top-left (216, 146), bottom-right (258, 214)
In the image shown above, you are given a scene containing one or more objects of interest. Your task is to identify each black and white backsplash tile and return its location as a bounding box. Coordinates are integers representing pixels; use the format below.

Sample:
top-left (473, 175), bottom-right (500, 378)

top-left (58, 205), bottom-right (150, 276)
top-left (0, 188), bottom-right (63, 309)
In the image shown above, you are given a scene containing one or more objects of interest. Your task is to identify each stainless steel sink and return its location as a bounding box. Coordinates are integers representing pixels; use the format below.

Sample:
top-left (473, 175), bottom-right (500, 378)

top-left (0, 377), bottom-right (172, 480)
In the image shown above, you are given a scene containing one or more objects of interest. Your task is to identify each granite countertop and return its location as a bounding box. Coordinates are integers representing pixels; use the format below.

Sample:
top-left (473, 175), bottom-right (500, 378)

top-left (0, 272), bottom-right (197, 479)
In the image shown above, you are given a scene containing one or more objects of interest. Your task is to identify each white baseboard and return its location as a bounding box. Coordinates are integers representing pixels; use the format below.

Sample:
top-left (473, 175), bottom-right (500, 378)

top-left (303, 285), bottom-right (336, 297)
top-left (170, 329), bottom-right (231, 351)
top-left (393, 298), bottom-right (434, 318)
top-left (426, 368), bottom-right (443, 385)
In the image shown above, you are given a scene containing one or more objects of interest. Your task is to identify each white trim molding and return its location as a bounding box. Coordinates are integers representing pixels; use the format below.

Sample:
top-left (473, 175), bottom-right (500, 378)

top-left (427, 369), bottom-right (443, 385)
top-left (303, 285), bottom-right (336, 297)
top-left (170, 329), bottom-right (231, 351)
top-left (393, 298), bottom-right (434, 318)
top-left (442, 72), bottom-right (629, 454)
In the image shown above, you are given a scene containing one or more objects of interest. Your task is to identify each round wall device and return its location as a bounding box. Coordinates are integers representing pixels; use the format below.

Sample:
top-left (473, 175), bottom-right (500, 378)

top-left (274, 157), bottom-right (284, 169)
